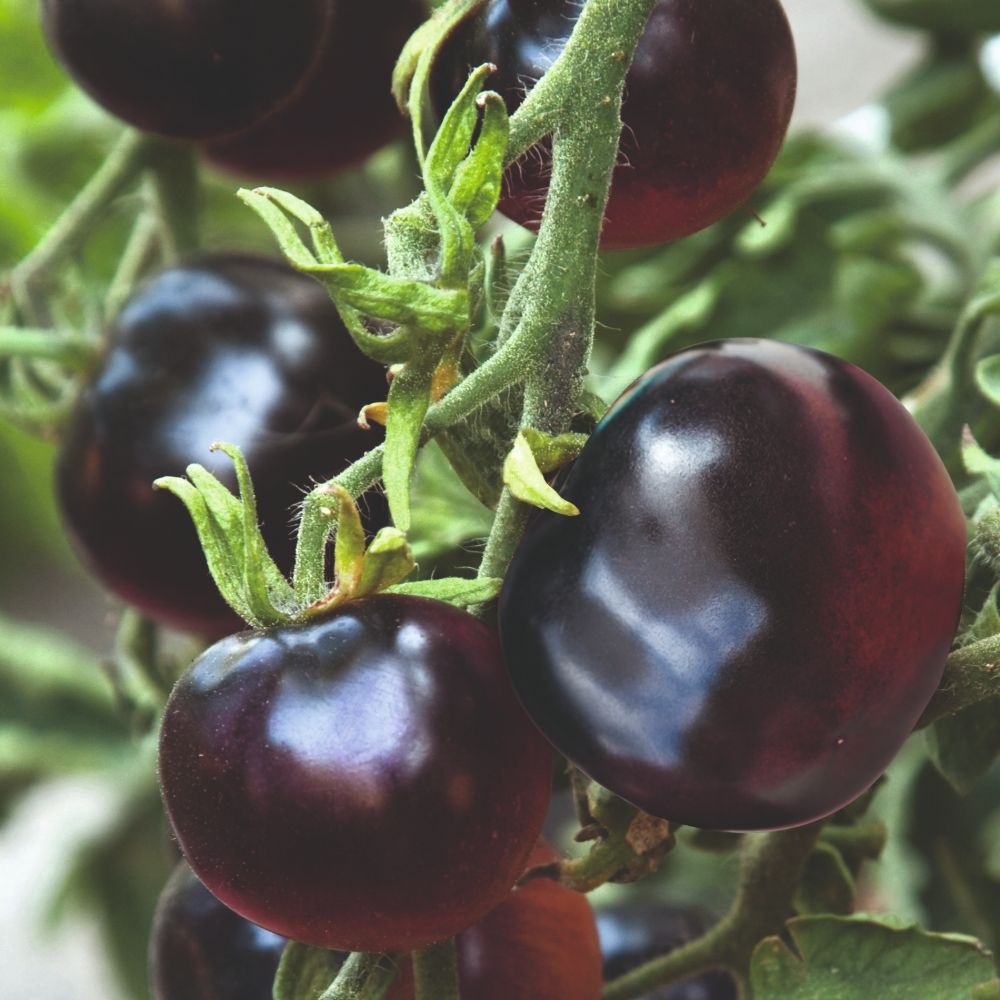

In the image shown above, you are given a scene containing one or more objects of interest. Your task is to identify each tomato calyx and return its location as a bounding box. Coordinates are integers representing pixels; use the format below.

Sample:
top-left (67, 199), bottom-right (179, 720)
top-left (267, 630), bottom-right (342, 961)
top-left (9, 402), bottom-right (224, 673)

top-left (521, 784), bottom-right (675, 894)
top-left (157, 443), bottom-right (504, 628)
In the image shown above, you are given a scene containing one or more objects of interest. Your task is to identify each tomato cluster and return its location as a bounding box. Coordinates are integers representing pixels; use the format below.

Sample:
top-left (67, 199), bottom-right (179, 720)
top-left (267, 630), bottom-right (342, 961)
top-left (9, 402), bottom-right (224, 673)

top-left (431, 0), bottom-right (797, 248)
top-left (57, 254), bottom-right (387, 637)
top-left (33, 0), bottom-right (971, 996)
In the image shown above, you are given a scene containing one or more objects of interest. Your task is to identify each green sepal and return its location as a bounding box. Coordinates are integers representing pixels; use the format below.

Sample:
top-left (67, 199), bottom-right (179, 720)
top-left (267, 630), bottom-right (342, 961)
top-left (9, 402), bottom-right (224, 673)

top-left (154, 445), bottom-right (297, 629)
top-left (385, 193), bottom-right (441, 284)
top-left (384, 355), bottom-right (438, 531)
top-left (520, 428), bottom-right (588, 473)
top-left (750, 914), bottom-right (998, 1000)
top-left (273, 942), bottom-right (346, 1000)
top-left (385, 577), bottom-right (503, 606)
top-left (450, 92), bottom-right (509, 229)
top-left (426, 62), bottom-right (495, 193)
top-left (503, 431), bottom-right (580, 516)
top-left (331, 483), bottom-right (367, 597)
top-left (356, 528), bottom-right (417, 596)
top-left (391, 0), bottom-right (487, 164)
top-left (237, 187), bottom-right (342, 267)
top-left (237, 188), bottom-right (322, 269)
top-left (308, 263), bottom-right (468, 337)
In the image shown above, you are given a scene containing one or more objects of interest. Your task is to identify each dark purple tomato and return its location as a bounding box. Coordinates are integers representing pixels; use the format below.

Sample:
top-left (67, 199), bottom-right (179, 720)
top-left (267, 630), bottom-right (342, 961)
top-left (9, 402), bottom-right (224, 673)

top-left (158, 595), bottom-right (553, 953)
top-left (40, 0), bottom-right (333, 140)
top-left (430, 0), bottom-right (797, 249)
top-left (387, 842), bottom-right (603, 1000)
top-left (202, 0), bottom-right (423, 180)
top-left (56, 254), bottom-right (386, 638)
top-left (150, 862), bottom-right (287, 1000)
top-left (500, 339), bottom-right (966, 831)
top-left (597, 904), bottom-right (736, 999)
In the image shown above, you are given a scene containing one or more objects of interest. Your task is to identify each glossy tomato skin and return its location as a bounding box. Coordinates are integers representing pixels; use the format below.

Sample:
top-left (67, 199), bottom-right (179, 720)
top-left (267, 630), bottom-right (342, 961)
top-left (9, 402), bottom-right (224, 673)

top-left (387, 842), bottom-right (602, 1000)
top-left (150, 862), bottom-right (287, 1000)
top-left (430, 0), bottom-right (796, 248)
top-left (57, 255), bottom-right (386, 638)
top-left (40, 0), bottom-right (333, 140)
top-left (500, 339), bottom-right (966, 831)
top-left (158, 595), bottom-right (553, 953)
top-left (203, 0), bottom-right (423, 180)
top-left (597, 905), bottom-right (736, 999)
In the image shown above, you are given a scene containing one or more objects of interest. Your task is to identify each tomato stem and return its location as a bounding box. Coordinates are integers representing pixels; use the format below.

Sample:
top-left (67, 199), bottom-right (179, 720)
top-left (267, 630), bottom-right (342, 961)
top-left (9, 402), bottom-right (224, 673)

top-left (601, 822), bottom-right (824, 1000)
top-left (318, 951), bottom-right (399, 1000)
top-left (7, 129), bottom-right (153, 322)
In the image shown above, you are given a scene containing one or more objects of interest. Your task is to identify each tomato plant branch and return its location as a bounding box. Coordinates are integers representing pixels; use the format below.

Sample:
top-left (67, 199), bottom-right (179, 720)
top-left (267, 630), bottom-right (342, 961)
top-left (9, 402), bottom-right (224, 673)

top-left (917, 633), bottom-right (1000, 725)
top-left (5, 129), bottom-right (152, 316)
top-left (412, 940), bottom-right (460, 1000)
top-left (147, 141), bottom-right (201, 259)
top-left (601, 822), bottom-right (824, 1000)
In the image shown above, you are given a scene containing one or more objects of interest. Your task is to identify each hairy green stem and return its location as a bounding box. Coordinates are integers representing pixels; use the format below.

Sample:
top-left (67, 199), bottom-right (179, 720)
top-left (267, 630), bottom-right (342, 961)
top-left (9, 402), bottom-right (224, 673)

top-left (412, 940), bottom-right (460, 1000)
top-left (319, 951), bottom-right (398, 1000)
top-left (601, 823), bottom-right (824, 1000)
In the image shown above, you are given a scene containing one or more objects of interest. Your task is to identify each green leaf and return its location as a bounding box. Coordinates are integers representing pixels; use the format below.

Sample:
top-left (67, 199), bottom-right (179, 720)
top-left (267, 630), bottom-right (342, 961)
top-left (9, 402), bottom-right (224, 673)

top-left (965, 437), bottom-right (1000, 502)
top-left (977, 356), bottom-right (1000, 411)
top-left (385, 577), bottom-right (503, 606)
top-left (927, 697), bottom-right (1000, 795)
top-left (795, 842), bottom-right (856, 916)
top-left (273, 942), bottom-right (346, 1000)
top-left (408, 442), bottom-right (494, 564)
top-left (751, 914), bottom-right (998, 1000)
top-left (503, 431), bottom-right (579, 516)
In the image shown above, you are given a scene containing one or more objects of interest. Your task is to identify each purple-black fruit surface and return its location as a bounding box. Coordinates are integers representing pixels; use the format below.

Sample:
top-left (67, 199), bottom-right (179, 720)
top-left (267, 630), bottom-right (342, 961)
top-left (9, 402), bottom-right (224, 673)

top-left (597, 904), bottom-right (737, 999)
top-left (203, 0), bottom-right (423, 179)
top-left (158, 594), bottom-right (553, 952)
top-left (430, 0), bottom-right (796, 248)
top-left (499, 339), bottom-right (966, 830)
top-left (56, 254), bottom-right (387, 638)
top-left (40, 0), bottom-right (333, 139)
top-left (150, 862), bottom-right (287, 1000)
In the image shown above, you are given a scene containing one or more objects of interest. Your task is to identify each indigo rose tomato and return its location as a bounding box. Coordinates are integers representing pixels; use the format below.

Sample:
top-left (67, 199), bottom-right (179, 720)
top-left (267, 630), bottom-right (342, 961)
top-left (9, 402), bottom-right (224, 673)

top-left (430, 0), bottom-right (796, 248)
top-left (56, 255), bottom-right (386, 637)
top-left (203, 0), bottom-right (423, 179)
top-left (500, 339), bottom-right (966, 831)
top-left (387, 842), bottom-right (602, 1000)
top-left (40, 0), bottom-right (333, 139)
top-left (150, 862), bottom-right (287, 1000)
top-left (158, 595), bottom-right (553, 953)
top-left (596, 904), bottom-right (736, 999)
